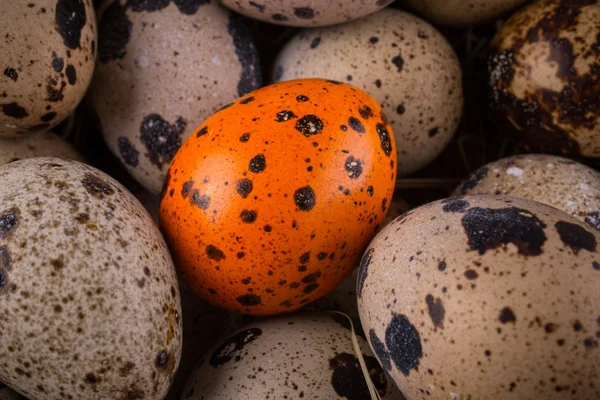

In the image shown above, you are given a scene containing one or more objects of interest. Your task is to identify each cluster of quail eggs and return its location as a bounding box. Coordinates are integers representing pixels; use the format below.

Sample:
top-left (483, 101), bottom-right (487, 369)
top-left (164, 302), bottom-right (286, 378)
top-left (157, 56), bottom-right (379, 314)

top-left (1, 0), bottom-right (599, 399)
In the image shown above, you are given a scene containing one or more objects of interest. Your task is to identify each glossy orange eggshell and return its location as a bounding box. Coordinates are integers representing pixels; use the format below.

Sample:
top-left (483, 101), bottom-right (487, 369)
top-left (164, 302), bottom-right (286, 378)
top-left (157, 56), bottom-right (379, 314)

top-left (159, 79), bottom-right (396, 315)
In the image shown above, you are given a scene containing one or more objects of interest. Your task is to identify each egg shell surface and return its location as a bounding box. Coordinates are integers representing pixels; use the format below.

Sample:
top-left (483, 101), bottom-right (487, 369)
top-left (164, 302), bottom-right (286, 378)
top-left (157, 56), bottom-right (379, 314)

top-left (358, 194), bottom-right (600, 399)
top-left (160, 78), bottom-right (397, 315)
top-left (0, 158), bottom-right (182, 400)
top-left (0, 131), bottom-right (84, 165)
top-left (89, 0), bottom-right (262, 194)
top-left (274, 8), bottom-right (463, 177)
top-left (488, 0), bottom-right (600, 157)
top-left (1, 0), bottom-right (96, 136)
top-left (180, 312), bottom-right (405, 400)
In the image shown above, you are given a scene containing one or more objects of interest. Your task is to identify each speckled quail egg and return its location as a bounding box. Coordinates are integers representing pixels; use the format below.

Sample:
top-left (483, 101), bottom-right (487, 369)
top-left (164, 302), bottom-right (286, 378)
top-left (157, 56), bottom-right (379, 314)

top-left (181, 312), bottom-right (405, 400)
top-left (88, 0), bottom-right (262, 194)
top-left (219, 0), bottom-right (395, 27)
top-left (1, 0), bottom-right (96, 137)
top-left (358, 195), bottom-right (600, 399)
top-left (488, 0), bottom-right (600, 157)
top-left (0, 131), bottom-right (84, 165)
top-left (456, 154), bottom-right (600, 233)
top-left (402, 0), bottom-right (528, 27)
top-left (274, 8), bottom-right (463, 177)
top-left (0, 157), bottom-right (182, 400)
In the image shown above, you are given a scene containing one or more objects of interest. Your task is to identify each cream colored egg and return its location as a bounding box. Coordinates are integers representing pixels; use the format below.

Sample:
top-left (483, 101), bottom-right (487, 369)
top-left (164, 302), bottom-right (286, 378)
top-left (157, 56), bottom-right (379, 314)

top-left (274, 8), bottom-right (463, 177)
top-left (220, 0), bottom-right (395, 27)
top-left (402, 0), bottom-right (527, 27)
top-left (358, 195), bottom-right (600, 399)
top-left (488, 1), bottom-right (600, 157)
top-left (456, 154), bottom-right (600, 232)
top-left (181, 312), bottom-right (405, 400)
top-left (1, 0), bottom-right (96, 137)
top-left (88, 0), bottom-right (262, 194)
top-left (0, 158), bottom-right (182, 400)
top-left (0, 131), bottom-right (84, 165)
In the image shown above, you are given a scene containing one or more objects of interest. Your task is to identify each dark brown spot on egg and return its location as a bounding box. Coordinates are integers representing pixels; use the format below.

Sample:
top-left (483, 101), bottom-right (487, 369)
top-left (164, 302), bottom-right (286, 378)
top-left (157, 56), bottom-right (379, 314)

top-left (196, 126), bottom-right (208, 137)
top-left (65, 64), bottom-right (77, 85)
top-left (55, 0), bottom-right (87, 49)
top-left (140, 114), bottom-right (186, 169)
top-left (2, 102), bottom-right (28, 119)
top-left (236, 178), bottom-right (253, 198)
top-left (227, 12), bottom-right (262, 97)
top-left (296, 115), bottom-right (324, 137)
top-left (499, 307), bottom-right (516, 324)
top-left (425, 294), bottom-right (445, 329)
top-left (294, 186), bottom-right (316, 211)
top-left (385, 313), bottom-right (422, 376)
top-left (249, 154), bottom-right (266, 173)
top-left (369, 329), bottom-right (391, 370)
top-left (3, 68), bottom-right (18, 81)
top-left (459, 167), bottom-right (489, 194)
top-left (376, 123), bottom-right (392, 156)
top-left (294, 7), bottom-right (315, 19)
top-left (81, 173), bottom-right (114, 199)
top-left (359, 105), bottom-right (373, 119)
top-left (464, 269), bottom-right (479, 280)
top-left (155, 351), bottom-right (169, 368)
top-left (357, 248), bottom-right (373, 298)
top-left (206, 245), bottom-right (225, 261)
top-left (555, 221), bottom-right (596, 254)
top-left (348, 117), bottom-right (365, 134)
top-left (442, 197), bottom-right (469, 213)
top-left (236, 294), bottom-right (261, 306)
top-left (41, 112), bottom-right (57, 122)
top-left (190, 189), bottom-right (210, 210)
top-left (275, 110), bottom-right (296, 122)
top-left (329, 353), bottom-right (387, 400)
top-left (240, 210), bottom-right (257, 223)
top-left (118, 137), bottom-right (139, 167)
top-left (210, 328), bottom-right (262, 367)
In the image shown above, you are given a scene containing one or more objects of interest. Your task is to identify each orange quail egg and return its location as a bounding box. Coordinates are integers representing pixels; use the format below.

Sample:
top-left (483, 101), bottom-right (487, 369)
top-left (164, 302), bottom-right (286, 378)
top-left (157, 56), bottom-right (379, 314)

top-left (456, 154), bottom-right (600, 232)
top-left (0, 158), bottom-right (182, 400)
top-left (274, 8), bottom-right (463, 177)
top-left (88, 0), bottom-right (262, 193)
top-left (1, 0), bottom-right (96, 136)
top-left (0, 131), bottom-right (84, 165)
top-left (181, 312), bottom-right (405, 400)
top-left (358, 195), bottom-right (600, 399)
top-left (402, 0), bottom-right (528, 27)
top-left (219, 0), bottom-right (395, 27)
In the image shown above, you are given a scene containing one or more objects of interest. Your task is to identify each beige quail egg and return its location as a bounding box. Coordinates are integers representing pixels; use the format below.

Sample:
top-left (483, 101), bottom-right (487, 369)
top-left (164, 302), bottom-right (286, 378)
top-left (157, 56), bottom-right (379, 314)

top-left (1, 0), bottom-right (96, 137)
top-left (0, 131), bottom-right (84, 165)
top-left (181, 312), bottom-right (405, 399)
top-left (88, 0), bottom-right (262, 194)
top-left (358, 195), bottom-right (600, 399)
top-left (456, 154), bottom-right (600, 233)
top-left (219, 0), bottom-right (395, 27)
top-left (402, 0), bottom-right (528, 27)
top-left (488, 0), bottom-right (600, 157)
top-left (274, 8), bottom-right (463, 177)
top-left (0, 157), bottom-right (182, 400)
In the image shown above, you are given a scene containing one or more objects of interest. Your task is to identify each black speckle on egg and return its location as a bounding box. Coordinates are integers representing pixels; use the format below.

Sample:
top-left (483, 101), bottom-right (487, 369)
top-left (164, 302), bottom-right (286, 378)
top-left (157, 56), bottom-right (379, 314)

top-left (65, 64), bottom-right (77, 85)
top-left (344, 156), bottom-right (363, 179)
top-left (118, 137), bottom-right (139, 167)
top-left (438, 260), bottom-right (447, 271)
top-left (155, 351), bottom-right (169, 368)
top-left (347, 117), bottom-right (365, 134)
top-left (396, 104), bottom-right (405, 115)
top-left (299, 251), bottom-right (310, 264)
top-left (272, 13), bottom-right (289, 21)
top-left (425, 294), bottom-right (445, 329)
top-left (2, 103), bottom-right (29, 119)
top-left (359, 105), bottom-right (373, 119)
top-left (227, 13), bottom-right (262, 97)
top-left (369, 329), bottom-right (391, 370)
top-left (367, 186), bottom-right (374, 196)
top-left (249, 154), bottom-right (266, 173)
top-left (181, 180), bottom-right (193, 198)
top-left (236, 178), bottom-right (253, 198)
top-left (294, 186), bottom-right (316, 211)
top-left (172, 0), bottom-right (210, 15)
top-left (329, 353), bottom-right (387, 400)
top-left (356, 248), bottom-right (373, 298)
top-left (499, 307), bottom-right (516, 324)
top-left (385, 314), bottom-right (423, 376)
top-left (459, 167), bottom-right (488, 194)
top-left (140, 114), bottom-right (186, 169)
top-left (128, 0), bottom-right (170, 11)
top-left (55, 0), bottom-right (87, 49)
top-left (0, 209), bottom-right (18, 237)
top-left (442, 197), bottom-right (469, 213)
top-left (206, 245), bottom-right (225, 261)
top-left (81, 173), bottom-right (115, 199)
top-left (52, 53), bottom-right (65, 72)
top-left (3, 68), bottom-right (18, 82)
top-left (240, 210), bottom-right (257, 224)
top-left (464, 269), bottom-right (479, 280)
top-left (190, 189), bottom-right (210, 209)
top-left (98, 1), bottom-right (132, 63)
top-left (236, 294), bottom-right (262, 306)
top-left (428, 127), bottom-right (439, 137)
top-left (303, 283), bottom-right (319, 293)
top-left (276, 110), bottom-right (296, 122)
top-left (555, 221), bottom-right (596, 254)
top-left (391, 56), bottom-right (404, 72)
top-left (593, 261), bottom-right (600, 271)
top-left (196, 126), bottom-right (208, 138)
top-left (41, 112), bottom-right (58, 122)
top-left (310, 37), bottom-right (321, 49)
top-left (376, 123), bottom-right (392, 156)
top-left (296, 95), bottom-right (309, 102)
top-left (240, 96), bottom-right (255, 104)
top-left (209, 328), bottom-right (262, 367)
top-left (294, 7), bottom-right (315, 19)
top-left (295, 115), bottom-right (324, 137)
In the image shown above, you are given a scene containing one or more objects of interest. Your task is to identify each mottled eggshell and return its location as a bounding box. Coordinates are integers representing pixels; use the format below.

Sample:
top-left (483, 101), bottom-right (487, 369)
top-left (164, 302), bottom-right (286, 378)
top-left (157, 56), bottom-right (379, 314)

top-left (456, 154), bottom-right (600, 233)
top-left (0, 131), bottom-right (84, 165)
top-left (0, 158), bottom-right (182, 400)
top-left (1, 0), bottom-right (96, 137)
top-left (274, 9), bottom-right (463, 177)
top-left (219, 0), bottom-right (395, 27)
top-left (402, 0), bottom-right (528, 27)
top-left (181, 312), bottom-right (405, 400)
top-left (88, 0), bottom-right (262, 194)
top-left (489, 1), bottom-right (600, 157)
top-left (358, 195), bottom-right (600, 399)
top-left (160, 79), bottom-right (397, 316)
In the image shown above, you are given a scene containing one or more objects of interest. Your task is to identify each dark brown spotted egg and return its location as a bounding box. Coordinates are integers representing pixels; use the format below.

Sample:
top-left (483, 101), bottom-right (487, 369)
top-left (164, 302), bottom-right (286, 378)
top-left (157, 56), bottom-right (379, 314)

top-left (489, 0), bottom-right (600, 158)
top-left (220, 0), bottom-right (395, 27)
top-left (403, 0), bottom-right (527, 27)
top-left (1, 0), bottom-right (96, 137)
top-left (358, 195), bottom-right (600, 399)
top-left (180, 312), bottom-right (405, 400)
top-left (88, 0), bottom-right (262, 194)
top-left (0, 131), bottom-right (84, 165)
top-left (274, 8), bottom-right (463, 177)
top-left (0, 158), bottom-right (182, 400)
top-left (455, 154), bottom-right (600, 233)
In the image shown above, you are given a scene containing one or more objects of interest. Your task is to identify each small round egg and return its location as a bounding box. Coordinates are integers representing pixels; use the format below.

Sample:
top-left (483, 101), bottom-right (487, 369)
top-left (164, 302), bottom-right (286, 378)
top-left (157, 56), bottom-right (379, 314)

top-left (488, 1), bottom-right (600, 157)
top-left (88, 0), bottom-right (262, 194)
top-left (0, 158), bottom-right (182, 400)
top-left (402, 0), bottom-right (528, 27)
top-left (358, 195), bottom-right (600, 399)
top-left (0, 0), bottom-right (97, 137)
top-left (160, 79), bottom-right (397, 315)
top-left (181, 312), bottom-right (405, 400)
top-left (455, 154), bottom-right (600, 233)
top-left (274, 8), bottom-right (463, 177)
top-left (0, 131), bottom-right (84, 165)
top-left (219, 0), bottom-right (395, 27)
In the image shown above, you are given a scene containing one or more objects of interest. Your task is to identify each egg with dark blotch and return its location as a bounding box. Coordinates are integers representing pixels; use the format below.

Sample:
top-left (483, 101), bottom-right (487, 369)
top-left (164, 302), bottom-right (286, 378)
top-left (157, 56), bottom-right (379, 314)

top-left (0, 131), bottom-right (84, 166)
top-left (456, 154), bottom-right (600, 233)
top-left (0, 158), bottom-right (182, 400)
top-left (358, 195), bottom-right (600, 399)
top-left (402, 0), bottom-right (528, 27)
top-left (219, 0), bottom-right (395, 27)
top-left (160, 79), bottom-right (397, 315)
top-left (488, 0), bottom-right (600, 158)
top-left (0, 0), bottom-right (97, 137)
top-left (88, 0), bottom-right (262, 194)
top-left (274, 8), bottom-right (463, 177)
top-left (180, 312), bottom-right (405, 400)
